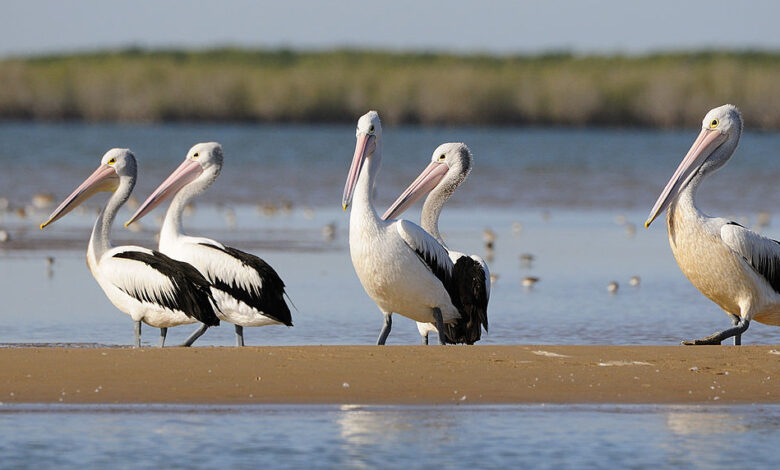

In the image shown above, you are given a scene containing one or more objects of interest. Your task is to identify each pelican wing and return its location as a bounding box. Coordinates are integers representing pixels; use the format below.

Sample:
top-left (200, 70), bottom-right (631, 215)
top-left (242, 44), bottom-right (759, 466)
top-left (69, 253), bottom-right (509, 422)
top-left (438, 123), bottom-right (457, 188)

top-left (107, 247), bottom-right (220, 325)
top-left (721, 222), bottom-right (780, 293)
top-left (396, 219), bottom-right (454, 289)
top-left (193, 241), bottom-right (292, 326)
top-left (471, 254), bottom-right (491, 302)
top-left (444, 254), bottom-right (490, 343)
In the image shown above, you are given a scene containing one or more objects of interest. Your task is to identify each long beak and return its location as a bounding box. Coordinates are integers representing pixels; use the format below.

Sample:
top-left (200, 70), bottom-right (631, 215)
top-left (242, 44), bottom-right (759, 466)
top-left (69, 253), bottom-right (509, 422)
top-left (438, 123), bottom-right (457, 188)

top-left (645, 128), bottom-right (727, 228)
top-left (40, 164), bottom-right (119, 229)
top-left (125, 159), bottom-right (203, 227)
top-left (342, 133), bottom-right (376, 210)
top-left (381, 161), bottom-right (449, 221)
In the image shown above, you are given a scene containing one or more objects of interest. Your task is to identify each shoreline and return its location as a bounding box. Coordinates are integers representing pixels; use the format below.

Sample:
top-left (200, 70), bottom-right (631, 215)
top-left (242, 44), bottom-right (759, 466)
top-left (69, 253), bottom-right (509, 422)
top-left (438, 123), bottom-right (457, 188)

top-left (1, 345), bottom-right (777, 405)
top-left (3, 50), bottom-right (780, 129)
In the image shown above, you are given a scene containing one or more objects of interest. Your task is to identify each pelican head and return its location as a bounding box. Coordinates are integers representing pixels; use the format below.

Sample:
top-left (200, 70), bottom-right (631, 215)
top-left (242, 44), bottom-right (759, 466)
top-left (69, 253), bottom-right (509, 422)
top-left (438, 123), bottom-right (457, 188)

top-left (125, 142), bottom-right (222, 227)
top-left (41, 149), bottom-right (136, 229)
top-left (382, 142), bottom-right (472, 220)
top-left (645, 104), bottom-right (743, 228)
top-left (342, 111), bottom-right (382, 210)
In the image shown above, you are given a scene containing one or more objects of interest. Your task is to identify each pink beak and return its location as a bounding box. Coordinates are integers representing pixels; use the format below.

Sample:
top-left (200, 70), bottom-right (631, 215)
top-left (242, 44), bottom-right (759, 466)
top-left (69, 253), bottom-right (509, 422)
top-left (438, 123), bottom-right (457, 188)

top-left (125, 159), bottom-right (203, 227)
top-left (382, 161), bottom-right (449, 221)
top-left (342, 133), bottom-right (376, 210)
top-left (40, 164), bottom-right (119, 229)
top-left (645, 128), bottom-right (727, 228)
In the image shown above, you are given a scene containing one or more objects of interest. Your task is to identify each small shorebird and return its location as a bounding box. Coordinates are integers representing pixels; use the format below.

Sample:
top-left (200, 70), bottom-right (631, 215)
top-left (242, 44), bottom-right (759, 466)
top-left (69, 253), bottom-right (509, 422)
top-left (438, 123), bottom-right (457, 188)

top-left (482, 228), bottom-right (496, 250)
top-left (382, 142), bottom-right (489, 345)
top-left (40, 149), bottom-right (220, 347)
top-left (126, 142), bottom-right (292, 346)
top-left (645, 104), bottom-right (780, 345)
top-left (522, 277), bottom-right (539, 289)
top-left (343, 111), bottom-right (465, 345)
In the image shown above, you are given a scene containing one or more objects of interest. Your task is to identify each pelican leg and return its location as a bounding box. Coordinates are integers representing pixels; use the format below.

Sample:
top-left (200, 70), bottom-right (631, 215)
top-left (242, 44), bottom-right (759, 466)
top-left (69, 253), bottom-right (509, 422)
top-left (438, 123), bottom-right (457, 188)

top-left (376, 312), bottom-right (392, 345)
top-left (432, 308), bottom-right (447, 345)
top-left (421, 333), bottom-right (429, 345)
top-left (134, 321), bottom-right (141, 348)
top-left (180, 324), bottom-right (209, 347)
top-left (682, 319), bottom-right (750, 346)
top-left (731, 315), bottom-right (742, 346)
top-left (235, 325), bottom-right (245, 347)
top-left (159, 327), bottom-right (168, 348)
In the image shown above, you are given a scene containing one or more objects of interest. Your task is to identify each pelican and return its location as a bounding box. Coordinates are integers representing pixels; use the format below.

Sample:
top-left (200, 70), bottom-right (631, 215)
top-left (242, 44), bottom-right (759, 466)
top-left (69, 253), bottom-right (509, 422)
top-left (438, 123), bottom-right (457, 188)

top-left (381, 143), bottom-right (489, 345)
top-left (40, 149), bottom-right (220, 347)
top-left (125, 142), bottom-right (292, 346)
top-left (645, 104), bottom-right (780, 345)
top-left (343, 111), bottom-right (467, 345)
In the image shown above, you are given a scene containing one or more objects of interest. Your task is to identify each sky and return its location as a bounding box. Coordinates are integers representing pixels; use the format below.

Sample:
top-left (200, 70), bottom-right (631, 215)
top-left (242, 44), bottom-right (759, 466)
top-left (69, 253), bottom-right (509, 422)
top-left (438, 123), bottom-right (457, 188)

top-left (1, 0), bottom-right (779, 57)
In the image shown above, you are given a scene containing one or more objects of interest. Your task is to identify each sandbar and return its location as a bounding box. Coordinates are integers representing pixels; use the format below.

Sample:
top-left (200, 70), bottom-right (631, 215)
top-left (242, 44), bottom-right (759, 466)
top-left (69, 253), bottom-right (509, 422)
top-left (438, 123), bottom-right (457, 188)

top-left (0, 345), bottom-right (778, 405)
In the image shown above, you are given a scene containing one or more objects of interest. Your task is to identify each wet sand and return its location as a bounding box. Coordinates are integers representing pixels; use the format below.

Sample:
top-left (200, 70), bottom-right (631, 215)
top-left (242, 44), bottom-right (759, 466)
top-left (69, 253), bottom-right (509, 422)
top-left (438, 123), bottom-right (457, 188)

top-left (0, 345), bottom-right (778, 405)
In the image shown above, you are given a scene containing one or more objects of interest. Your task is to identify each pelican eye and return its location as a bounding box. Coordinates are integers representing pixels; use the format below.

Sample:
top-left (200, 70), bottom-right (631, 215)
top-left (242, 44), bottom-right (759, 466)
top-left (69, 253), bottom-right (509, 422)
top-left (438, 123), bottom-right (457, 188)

top-left (709, 118), bottom-right (719, 129)
top-left (438, 154), bottom-right (446, 161)
top-left (368, 125), bottom-right (375, 133)
top-left (107, 158), bottom-right (116, 165)
top-left (192, 152), bottom-right (200, 159)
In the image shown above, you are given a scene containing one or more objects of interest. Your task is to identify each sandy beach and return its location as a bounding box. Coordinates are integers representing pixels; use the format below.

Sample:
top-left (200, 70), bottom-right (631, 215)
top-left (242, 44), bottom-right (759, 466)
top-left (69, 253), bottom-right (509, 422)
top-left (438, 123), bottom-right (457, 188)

top-left (1, 345), bottom-right (777, 405)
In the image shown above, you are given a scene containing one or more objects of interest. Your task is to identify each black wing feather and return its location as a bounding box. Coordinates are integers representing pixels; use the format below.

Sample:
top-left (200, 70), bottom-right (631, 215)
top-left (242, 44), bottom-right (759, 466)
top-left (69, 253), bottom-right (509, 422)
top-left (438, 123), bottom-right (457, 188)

top-left (412, 246), bottom-right (453, 293)
top-left (443, 257), bottom-right (489, 345)
top-left (112, 251), bottom-right (220, 326)
top-left (747, 239), bottom-right (780, 294)
top-left (411, 248), bottom-right (488, 345)
top-left (199, 243), bottom-right (293, 326)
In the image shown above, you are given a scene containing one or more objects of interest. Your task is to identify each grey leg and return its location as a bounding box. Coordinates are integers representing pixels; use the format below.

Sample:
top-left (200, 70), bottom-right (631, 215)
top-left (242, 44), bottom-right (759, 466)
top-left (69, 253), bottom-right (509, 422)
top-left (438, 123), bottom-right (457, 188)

top-left (159, 327), bottom-right (167, 348)
top-left (134, 321), bottom-right (141, 348)
top-left (235, 325), bottom-right (245, 347)
top-left (376, 312), bottom-right (392, 345)
top-left (730, 315), bottom-right (743, 345)
top-left (180, 323), bottom-right (210, 347)
top-left (421, 333), bottom-right (429, 345)
top-left (682, 319), bottom-right (750, 346)
top-left (432, 308), bottom-right (447, 345)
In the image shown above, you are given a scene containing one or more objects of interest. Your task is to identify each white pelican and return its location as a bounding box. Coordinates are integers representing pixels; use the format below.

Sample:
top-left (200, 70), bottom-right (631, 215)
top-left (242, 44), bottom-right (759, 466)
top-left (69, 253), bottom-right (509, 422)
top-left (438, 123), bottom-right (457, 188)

top-left (645, 104), bottom-right (780, 345)
top-left (343, 111), bottom-right (464, 345)
top-left (381, 143), bottom-right (489, 345)
top-left (40, 149), bottom-right (220, 347)
top-left (125, 142), bottom-right (292, 346)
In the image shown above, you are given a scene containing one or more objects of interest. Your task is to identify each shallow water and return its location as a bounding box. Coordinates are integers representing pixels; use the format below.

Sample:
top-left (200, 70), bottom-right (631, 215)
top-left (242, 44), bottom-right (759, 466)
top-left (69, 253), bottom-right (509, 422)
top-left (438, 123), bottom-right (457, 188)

top-left (1, 121), bottom-right (779, 211)
top-left (0, 205), bottom-right (778, 346)
top-left (1, 404), bottom-right (778, 469)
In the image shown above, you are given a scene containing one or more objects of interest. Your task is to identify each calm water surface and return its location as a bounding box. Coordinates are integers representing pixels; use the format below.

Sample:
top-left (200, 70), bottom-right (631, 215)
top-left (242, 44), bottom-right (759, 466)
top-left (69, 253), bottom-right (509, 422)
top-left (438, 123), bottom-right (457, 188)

top-left (1, 121), bottom-right (779, 210)
top-left (1, 404), bottom-right (778, 469)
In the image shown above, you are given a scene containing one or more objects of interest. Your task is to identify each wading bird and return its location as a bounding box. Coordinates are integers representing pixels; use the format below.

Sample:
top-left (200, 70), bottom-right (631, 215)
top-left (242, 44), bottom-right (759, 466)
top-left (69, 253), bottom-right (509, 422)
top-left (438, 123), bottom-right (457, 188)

top-left (381, 143), bottom-right (489, 345)
top-left (126, 143), bottom-right (292, 346)
top-left (343, 111), bottom-right (467, 345)
top-left (645, 105), bottom-right (780, 345)
top-left (40, 149), bottom-right (220, 347)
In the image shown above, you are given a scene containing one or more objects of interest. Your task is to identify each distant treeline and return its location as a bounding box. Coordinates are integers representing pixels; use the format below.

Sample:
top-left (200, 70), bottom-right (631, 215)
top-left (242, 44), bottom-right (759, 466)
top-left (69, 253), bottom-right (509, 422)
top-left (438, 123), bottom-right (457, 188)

top-left (1, 49), bottom-right (780, 128)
